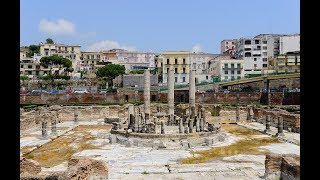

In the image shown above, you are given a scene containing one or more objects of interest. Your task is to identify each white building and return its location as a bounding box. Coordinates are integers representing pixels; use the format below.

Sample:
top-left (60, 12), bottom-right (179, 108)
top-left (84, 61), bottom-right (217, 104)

top-left (220, 39), bottom-right (237, 55)
top-left (189, 52), bottom-right (218, 83)
top-left (280, 34), bottom-right (300, 55)
top-left (39, 43), bottom-right (81, 73)
top-left (214, 55), bottom-right (245, 81)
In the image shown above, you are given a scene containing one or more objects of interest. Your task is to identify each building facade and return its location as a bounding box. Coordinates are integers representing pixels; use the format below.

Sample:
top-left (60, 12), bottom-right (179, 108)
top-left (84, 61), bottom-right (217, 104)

top-left (189, 52), bottom-right (218, 83)
top-left (209, 55), bottom-right (244, 81)
top-left (267, 51), bottom-right (300, 74)
top-left (220, 39), bottom-right (237, 55)
top-left (162, 51), bottom-right (190, 84)
top-left (101, 49), bottom-right (156, 73)
top-left (39, 43), bottom-right (81, 73)
top-left (20, 59), bottom-right (66, 78)
top-left (80, 52), bottom-right (102, 72)
top-left (280, 34), bottom-right (300, 55)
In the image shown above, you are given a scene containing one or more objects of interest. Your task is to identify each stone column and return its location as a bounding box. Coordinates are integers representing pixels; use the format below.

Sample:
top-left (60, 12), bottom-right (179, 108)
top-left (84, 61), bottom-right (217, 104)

top-left (236, 106), bottom-right (240, 122)
top-left (168, 69), bottom-right (175, 116)
top-left (144, 70), bottom-right (151, 121)
top-left (184, 116), bottom-right (189, 134)
top-left (189, 117), bottom-right (193, 133)
top-left (265, 115), bottom-right (271, 133)
top-left (189, 69), bottom-right (196, 119)
top-left (196, 116), bottom-right (200, 132)
top-left (246, 106), bottom-right (250, 121)
top-left (161, 121), bottom-right (165, 134)
top-left (51, 118), bottom-right (57, 136)
top-left (128, 104), bottom-right (134, 127)
top-left (249, 107), bottom-right (254, 122)
top-left (200, 118), bottom-right (205, 132)
top-left (41, 121), bottom-right (48, 139)
top-left (179, 116), bottom-right (184, 134)
top-left (276, 116), bottom-right (284, 136)
top-left (201, 107), bottom-right (206, 128)
top-left (134, 114), bottom-right (138, 132)
top-left (74, 107), bottom-right (78, 123)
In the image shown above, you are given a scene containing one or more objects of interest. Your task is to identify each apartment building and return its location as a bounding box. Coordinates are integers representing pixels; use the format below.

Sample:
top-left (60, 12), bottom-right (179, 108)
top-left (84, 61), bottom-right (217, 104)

top-left (101, 49), bottom-right (156, 73)
top-left (20, 59), bottom-right (65, 78)
top-left (80, 52), bottom-right (102, 72)
top-left (280, 34), bottom-right (300, 55)
top-left (267, 51), bottom-right (300, 74)
top-left (209, 55), bottom-right (244, 81)
top-left (39, 43), bottom-right (81, 72)
top-left (220, 39), bottom-right (237, 55)
top-left (189, 52), bottom-right (218, 83)
top-left (162, 51), bottom-right (190, 84)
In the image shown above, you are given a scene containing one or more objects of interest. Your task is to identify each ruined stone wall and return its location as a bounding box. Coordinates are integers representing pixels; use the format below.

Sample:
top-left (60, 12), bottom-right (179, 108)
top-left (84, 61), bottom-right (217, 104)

top-left (20, 92), bottom-right (299, 105)
top-left (253, 108), bottom-right (300, 132)
top-left (264, 154), bottom-right (300, 180)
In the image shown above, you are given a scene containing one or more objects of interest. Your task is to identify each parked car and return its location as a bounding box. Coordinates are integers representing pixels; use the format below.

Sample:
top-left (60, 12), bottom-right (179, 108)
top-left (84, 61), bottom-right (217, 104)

top-left (30, 89), bottom-right (50, 95)
top-left (48, 89), bottom-right (59, 94)
top-left (64, 89), bottom-right (73, 94)
top-left (20, 89), bottom-right (28, 94)
top-left (205, 89), bottom-right (214, 93)
top-left (220, 89), bottom-right (230, 93)
top-left (73, 89), bottom-right (89, 94)
top-left (99, 89), bottom-right (108, 93)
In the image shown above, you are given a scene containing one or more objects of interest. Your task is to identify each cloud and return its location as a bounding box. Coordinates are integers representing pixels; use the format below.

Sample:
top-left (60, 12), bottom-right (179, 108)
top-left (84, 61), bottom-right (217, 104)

top-left (39, 19), bottom-right (76, 35)
top-left (191, 43), bottom-right (202, 53)
top-left (86, 40), bottom-right (137, 51)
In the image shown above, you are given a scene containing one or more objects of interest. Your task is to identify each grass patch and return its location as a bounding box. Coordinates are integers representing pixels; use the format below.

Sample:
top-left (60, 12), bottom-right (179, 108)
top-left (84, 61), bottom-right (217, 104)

top-left (24, 126), bottom-right (103, 168)
top-left (180, 124), bottom-right (280, 164)
top-left (20, 146), bottom-right (35, 154)
top-left (211, 109), bottom-right (220, 116)
top-left (141, 171), bottom-right (149, 175)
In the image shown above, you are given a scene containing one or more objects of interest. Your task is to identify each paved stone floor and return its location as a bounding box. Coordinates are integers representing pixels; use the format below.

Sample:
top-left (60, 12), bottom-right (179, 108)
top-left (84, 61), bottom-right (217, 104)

top-left (20, 119), bottom-right (300, 179)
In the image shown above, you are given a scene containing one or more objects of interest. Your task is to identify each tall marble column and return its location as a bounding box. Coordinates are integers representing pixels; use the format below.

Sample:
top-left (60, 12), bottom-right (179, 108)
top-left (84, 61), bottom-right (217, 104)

top-left (189, 69), bottom-right (196, 119)
top-left (144, 70), bottom-right (151, 121)
top-left (236, 106), bottom-right (240, 122)
top-left (168, 68), bottom-right (175, 116)
top-left (265, 115), bottom-right (271, 133)
top-left (276, 116), bottom-right (284, 137)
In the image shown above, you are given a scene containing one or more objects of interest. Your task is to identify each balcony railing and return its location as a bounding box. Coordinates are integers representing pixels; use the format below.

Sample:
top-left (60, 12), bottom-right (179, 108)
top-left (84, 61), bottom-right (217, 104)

top-left (223, 67), bottom-right (243, 70)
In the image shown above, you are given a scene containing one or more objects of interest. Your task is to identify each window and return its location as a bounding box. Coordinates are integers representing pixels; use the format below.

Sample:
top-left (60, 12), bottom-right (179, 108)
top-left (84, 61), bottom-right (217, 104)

top-left (225, 71), bottom-right (228, 74)
top-left (206, 76), bottom-right (208, 80)
top-left (28, 65), bottom-right (32, 69)
top-left (175, 68), bottom-right (178, 73)
top-left (263, 41), bottom-right (267, 44)
top-left (45, 52), bottom-right (48, 55)
top-left (167, 59), bottom-right (169, 64)
top-left (231, 63), bottom-right (234, 68)
top-left (254, 64), bottom-right (257, 68)
top-left (231, 70), bottom-right (234, 74)
top-left (182, 77), bottom-right (185, 82)
top-left (255, 40), bottom-right (260, 44)
top-left (237, 63), bottom-right (241, 68)
top-left (87, 55), bottom-right (90, 59)
top-left (245, 48), bottom-right (251, 51)
top-left (91, 55), bottom-right (94, 59)
top-left (226, 42), bottom-right (229, 44)
top-left (97, 55), bottom-right (100, 58)
top-left (175, 77), bottom-right (177, 82)
top-left (224, 64), bottom-right (228, 68)
top-left (183, 68), bottom-right (186, 73)
top-left (72, 47), bottom-right (74, 51)
top-left (183, 58), bottom-right (186, 64)
top-left (263, 58), bottom-right (267, 62)
top-left (237, 76), bottom-right (241, 79)
top-left (20, 65), bottom-right (23, 68)
top-left (225, 76), bottom-right (228, 80)
top-left (263, 46), bottom-right (267, 50)
top-left (245, 40), bottom-right (251, 45)
top-left (175, 58), bottom-right (178, 64)
top-left (86, 61), bottom-right (89, 64)
top-left (263, 64), bottom-right (268, 68)
top-left (92, 61), bottom-right (94, 63)
top-left (65, 47), bottom-right (67, 51)
top-left (237, 70), bottom-right (241, 74)
top-left (263, 52), bottom-right (267, 56)
top-left (226, 46), bottom-right (229, 49)
top-left (257, 46), bottom-right (261, 50)
top-left (232, 42), bottom-right (235, 45)
top-left (254, 58), bottom-right (257, 61)
top-left (245, 52), bottom-right (251, 57)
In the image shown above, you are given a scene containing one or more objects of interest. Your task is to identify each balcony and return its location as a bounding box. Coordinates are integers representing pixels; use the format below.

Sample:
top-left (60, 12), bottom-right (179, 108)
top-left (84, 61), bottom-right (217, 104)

top-left (222, 66), bottom-right (243, 70)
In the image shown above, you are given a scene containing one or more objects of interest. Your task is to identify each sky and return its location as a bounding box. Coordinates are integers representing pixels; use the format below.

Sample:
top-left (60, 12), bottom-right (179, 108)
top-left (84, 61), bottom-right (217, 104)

top-left (20, 0), bottom-right (300, 53)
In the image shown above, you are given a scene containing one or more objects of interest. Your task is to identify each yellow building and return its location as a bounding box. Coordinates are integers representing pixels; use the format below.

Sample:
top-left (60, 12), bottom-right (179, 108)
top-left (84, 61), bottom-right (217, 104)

top-left (161, 51), bottom-right (190, 84)
top-left (266, 51), bottom-right (300, 74)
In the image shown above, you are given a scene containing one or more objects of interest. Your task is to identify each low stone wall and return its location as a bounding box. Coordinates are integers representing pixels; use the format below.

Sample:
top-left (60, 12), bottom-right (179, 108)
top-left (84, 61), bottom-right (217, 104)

top-left (253, 108), bottom-right (300, 132)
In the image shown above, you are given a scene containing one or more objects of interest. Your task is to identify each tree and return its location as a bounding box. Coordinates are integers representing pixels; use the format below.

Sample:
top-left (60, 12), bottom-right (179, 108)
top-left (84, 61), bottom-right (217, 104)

top-left (26, 45), bottom-right (40, 57)
top-left (46, 38), bottom-right (54, 44)
top-left (40, 55), bottom-right (73, 77)
top-left (20, 75), bottom-right (29, 80)
top-left (96, 64), bottom-right (126, 88)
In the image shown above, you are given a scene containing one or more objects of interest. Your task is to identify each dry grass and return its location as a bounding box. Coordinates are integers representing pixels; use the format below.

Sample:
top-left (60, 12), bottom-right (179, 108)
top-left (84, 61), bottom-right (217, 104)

top-left (21, 146), bottom-right (35, 154)
top-left (181, 124), bottom-right (280, 164)
top-left (24, 125), bottom-right (104, 168)
top-left (73, 125), bottom-right (112, 131)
